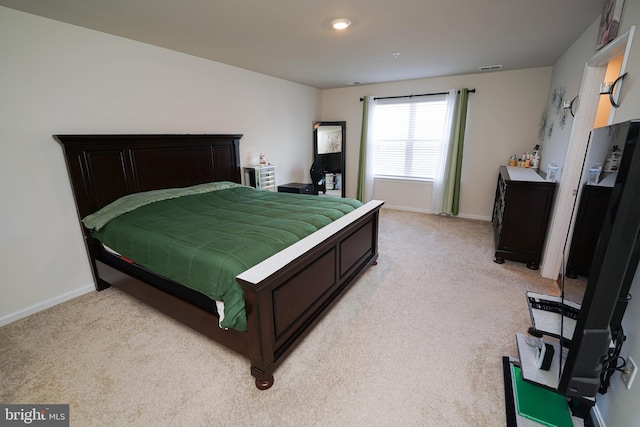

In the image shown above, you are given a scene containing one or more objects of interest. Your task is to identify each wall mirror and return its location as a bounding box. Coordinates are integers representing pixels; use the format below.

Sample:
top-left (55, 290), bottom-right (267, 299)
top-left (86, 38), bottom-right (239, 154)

top-left (313, 121), bottom-right (346, 197)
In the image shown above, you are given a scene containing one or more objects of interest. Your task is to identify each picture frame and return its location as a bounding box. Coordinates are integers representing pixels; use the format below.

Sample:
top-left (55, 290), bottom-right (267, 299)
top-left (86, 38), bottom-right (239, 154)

top-left (596, 0), bottom-right (625, 50)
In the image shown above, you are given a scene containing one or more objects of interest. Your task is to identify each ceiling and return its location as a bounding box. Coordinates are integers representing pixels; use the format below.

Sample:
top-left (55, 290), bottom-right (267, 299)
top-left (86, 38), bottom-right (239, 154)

top-left (0, 0), bottom-right (606, 89)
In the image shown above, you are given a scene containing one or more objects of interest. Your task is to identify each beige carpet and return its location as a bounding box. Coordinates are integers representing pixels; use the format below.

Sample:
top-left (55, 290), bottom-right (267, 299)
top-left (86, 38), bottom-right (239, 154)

top-left (0, 209), bottom-right (578, 426)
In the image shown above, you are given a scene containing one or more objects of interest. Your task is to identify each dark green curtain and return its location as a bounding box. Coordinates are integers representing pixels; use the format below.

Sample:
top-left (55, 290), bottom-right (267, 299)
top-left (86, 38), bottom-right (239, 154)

top-left (357, 96), bottom-right (373, 202)
top-left (443, 88), bottom-right (470, 216)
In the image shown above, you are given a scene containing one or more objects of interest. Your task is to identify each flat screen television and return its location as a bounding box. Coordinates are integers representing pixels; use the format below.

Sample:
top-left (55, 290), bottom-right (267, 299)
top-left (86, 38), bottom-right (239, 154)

top-left (557, 119), bottom-right (640, 405)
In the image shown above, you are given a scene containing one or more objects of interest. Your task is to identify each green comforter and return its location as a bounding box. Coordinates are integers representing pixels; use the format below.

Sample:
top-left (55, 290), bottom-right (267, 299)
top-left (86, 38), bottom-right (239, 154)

top-left (84, 183), bottom-right (362, 331)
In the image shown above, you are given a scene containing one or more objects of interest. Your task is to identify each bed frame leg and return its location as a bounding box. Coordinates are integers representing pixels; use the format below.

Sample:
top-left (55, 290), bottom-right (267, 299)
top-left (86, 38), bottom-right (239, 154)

top-left (255, 375), bottom-right (274, 390)
top-left (96, 278), bottom-right (111, 291)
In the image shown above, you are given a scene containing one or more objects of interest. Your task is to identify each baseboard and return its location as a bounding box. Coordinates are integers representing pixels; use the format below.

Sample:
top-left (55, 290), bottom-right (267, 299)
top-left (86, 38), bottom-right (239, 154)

top-left (591, 404), bottom-right (605, 427)
top-left (381, 205), bottom-right (491, 222)
top-left (0, 284), bottom-right (94, 327)
top-left (457, 213), bottom-right (492, 222)
top-left (381, 204), bottom-right (431, 214)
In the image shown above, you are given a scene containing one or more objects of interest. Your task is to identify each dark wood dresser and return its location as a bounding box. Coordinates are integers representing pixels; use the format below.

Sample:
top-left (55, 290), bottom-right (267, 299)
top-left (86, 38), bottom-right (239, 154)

top-left (492, 166), bottom-right (556, 269)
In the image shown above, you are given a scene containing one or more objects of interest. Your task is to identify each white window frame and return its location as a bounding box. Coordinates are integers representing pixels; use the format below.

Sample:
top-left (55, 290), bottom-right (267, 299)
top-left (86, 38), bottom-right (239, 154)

top-left (371, 95), bottom-right (448, 181)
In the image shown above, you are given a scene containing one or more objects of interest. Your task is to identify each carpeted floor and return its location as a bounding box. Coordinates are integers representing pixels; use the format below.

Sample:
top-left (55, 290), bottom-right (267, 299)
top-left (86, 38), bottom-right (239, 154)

top-left (0, 209), bottom-right (581, 426)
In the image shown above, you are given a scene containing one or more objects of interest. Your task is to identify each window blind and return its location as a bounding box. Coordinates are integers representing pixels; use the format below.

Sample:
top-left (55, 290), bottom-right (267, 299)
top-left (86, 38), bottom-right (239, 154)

top-left (372, 95), bottom-right (448, 180)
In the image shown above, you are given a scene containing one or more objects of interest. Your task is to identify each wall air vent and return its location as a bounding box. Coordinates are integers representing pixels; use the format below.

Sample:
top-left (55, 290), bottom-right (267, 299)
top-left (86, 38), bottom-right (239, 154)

top-left (479, 64), bottom-right (502, 72)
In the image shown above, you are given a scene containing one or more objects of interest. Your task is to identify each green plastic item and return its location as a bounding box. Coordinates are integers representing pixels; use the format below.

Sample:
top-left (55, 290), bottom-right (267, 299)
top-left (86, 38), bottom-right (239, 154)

top-left (512, 365), bottom-right (573, 427)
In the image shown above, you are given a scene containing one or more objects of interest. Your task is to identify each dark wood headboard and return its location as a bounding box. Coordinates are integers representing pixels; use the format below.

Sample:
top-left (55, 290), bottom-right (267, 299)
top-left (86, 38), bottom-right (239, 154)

top-left (56, 134), bottom-right (242, 220)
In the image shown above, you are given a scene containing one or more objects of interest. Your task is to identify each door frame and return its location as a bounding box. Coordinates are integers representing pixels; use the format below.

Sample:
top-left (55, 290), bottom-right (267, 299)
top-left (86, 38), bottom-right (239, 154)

top-left (540, 26), bottom-right (636, 280)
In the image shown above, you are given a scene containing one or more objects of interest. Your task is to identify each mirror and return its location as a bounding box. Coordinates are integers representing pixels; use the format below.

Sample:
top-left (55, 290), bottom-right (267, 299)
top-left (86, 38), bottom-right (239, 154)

top-left (313, 121), bottom-right (346, 197)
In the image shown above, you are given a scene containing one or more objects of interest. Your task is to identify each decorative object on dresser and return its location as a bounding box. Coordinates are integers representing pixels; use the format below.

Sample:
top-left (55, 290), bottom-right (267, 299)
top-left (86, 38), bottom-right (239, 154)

top-left (243, 164), bottom-right (276, 191)
top-left (492, 166), bottom-right (556, 270)
top-left (55, 134), bottom-right (383, 390)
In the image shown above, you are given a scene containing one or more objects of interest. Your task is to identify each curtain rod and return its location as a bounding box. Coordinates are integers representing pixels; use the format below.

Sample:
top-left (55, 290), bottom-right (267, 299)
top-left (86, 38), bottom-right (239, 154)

top-left (360, 88), bottom-right (475, 102)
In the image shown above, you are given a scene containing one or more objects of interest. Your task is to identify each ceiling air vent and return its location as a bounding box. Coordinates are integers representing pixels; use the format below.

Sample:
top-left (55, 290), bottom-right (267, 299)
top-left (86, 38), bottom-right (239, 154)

top-left (479, 64), bottom-right (502, 72)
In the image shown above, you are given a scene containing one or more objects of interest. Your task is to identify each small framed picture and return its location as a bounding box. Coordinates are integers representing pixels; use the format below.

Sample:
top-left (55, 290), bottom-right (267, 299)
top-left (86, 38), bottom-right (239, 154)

top-left (597, 0), bottom-right (625, 50)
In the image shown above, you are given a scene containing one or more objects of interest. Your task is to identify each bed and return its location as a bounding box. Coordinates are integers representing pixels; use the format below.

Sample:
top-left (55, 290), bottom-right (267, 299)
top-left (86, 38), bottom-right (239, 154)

top-left (56, 134), bottom-right (384, 389)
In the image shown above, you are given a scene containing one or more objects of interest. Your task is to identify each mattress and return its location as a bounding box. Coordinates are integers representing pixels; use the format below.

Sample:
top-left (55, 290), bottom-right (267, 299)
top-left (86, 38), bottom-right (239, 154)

top-left (83, 182), bottom-right (362, 331)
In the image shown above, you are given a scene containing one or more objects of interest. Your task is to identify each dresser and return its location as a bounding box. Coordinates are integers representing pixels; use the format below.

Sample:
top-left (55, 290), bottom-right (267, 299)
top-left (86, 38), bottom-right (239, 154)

top-left (243, 165), bottom-right (276, 191)
top-left (492, 166), bottom-right (556, 269)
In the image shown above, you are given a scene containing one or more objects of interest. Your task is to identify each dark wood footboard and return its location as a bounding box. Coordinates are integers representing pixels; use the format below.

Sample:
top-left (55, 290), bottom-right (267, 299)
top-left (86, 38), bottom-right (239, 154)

top-left (238, 200), bottom-right (383, 388)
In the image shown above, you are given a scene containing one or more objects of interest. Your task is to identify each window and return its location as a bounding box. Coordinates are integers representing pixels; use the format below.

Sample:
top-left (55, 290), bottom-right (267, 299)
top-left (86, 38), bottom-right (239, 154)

top-left (372, 95), bottom-right (448, 180)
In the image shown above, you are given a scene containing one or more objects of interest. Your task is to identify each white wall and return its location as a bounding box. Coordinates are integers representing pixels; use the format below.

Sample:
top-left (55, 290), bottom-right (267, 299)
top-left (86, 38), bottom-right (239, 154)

top-left (0, 7), bottom-right (321, 324)
top-left (598, 265), bottom-right (640, 427)
top-left (538, 19), bottom-right (604, 179)
top-left (536, 2), bottom-right (640, 426)
top-left (322, 68), bottom-right (552, 219)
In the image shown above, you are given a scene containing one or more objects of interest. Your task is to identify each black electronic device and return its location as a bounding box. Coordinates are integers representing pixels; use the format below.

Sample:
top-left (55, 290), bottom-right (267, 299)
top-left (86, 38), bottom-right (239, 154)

top-left (558, 120), bottom-right (640, 406)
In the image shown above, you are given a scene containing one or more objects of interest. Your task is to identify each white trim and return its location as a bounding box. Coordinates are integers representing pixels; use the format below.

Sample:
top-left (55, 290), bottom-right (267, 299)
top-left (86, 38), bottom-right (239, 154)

top-left (237, 200), bottom-right (385, 285)
top-left (457, 213), bottom-right (491, 222)
top-left (540, 62), bottom-right (604, 278)
top-left (589, 27), bottom-right (634, 66)
top-left (379, 205), bottom-right (491, 222)
top-left (373, 176), bottom-right (432, 183)
top-left (592, 403), bottom-right (605, 427)
top-left (0, 284), bottom-right (94, 327)
top-left (540, 27), bottom-right (635, 279)
top-left (380, 204), bottom-right (431, 214)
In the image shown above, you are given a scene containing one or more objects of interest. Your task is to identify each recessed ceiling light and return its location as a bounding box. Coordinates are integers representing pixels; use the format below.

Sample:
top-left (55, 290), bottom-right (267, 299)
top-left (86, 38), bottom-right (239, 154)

top-left (331, 19), bottom-right (351, 30)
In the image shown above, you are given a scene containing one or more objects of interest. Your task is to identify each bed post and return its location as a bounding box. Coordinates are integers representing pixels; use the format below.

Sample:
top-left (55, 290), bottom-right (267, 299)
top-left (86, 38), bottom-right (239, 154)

top-left (242, 284), bottom-right (276, 389)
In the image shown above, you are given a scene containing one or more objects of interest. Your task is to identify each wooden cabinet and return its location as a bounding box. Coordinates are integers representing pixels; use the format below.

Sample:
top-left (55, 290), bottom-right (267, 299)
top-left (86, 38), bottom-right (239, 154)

top-left (243, 165), bottom-right (276, 191)
top-left (565, 182), bottom-right (613, 278)
top-left (492, 166), bottom-right (556, 269)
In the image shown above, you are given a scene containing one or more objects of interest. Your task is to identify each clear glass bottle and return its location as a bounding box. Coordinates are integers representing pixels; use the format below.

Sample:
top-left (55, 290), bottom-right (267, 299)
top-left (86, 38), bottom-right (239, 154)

top-left (604, 145), bottom-right (621, 172)
top-left (587, 163), bottom-right (602, 185)
top-left (531, 145), bottom-right (541, 171)
top-left (546, 162), bottom-right (559, 182)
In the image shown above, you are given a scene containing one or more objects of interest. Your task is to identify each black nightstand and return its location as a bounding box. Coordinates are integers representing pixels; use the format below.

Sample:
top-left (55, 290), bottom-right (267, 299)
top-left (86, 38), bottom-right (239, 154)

top-left (278, 182), bottom-right (314, 194)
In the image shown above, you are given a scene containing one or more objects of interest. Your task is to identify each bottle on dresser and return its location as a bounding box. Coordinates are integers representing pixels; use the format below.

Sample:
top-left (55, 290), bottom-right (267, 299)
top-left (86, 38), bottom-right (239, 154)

top-left (530, 145), bottom-right (541, 171)
top-left (604, 145), bottom-right (621, 172)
